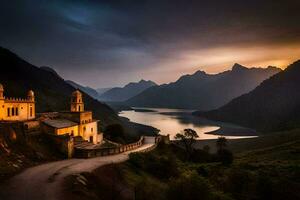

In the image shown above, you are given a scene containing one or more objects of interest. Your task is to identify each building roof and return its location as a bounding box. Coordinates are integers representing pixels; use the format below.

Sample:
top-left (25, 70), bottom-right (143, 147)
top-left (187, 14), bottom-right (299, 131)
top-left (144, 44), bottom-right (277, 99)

top-left (43, 119), bottom-right (78, 129)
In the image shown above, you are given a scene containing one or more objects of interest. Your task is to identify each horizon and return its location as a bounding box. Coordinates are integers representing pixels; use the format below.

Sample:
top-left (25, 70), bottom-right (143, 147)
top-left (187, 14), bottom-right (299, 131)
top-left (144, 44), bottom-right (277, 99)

top-left (79, 62), bottom-right (285, 89)
top-left (1, 0), bottom-right (300, 88)
top-left (3, 44), bottom-right (289, 89)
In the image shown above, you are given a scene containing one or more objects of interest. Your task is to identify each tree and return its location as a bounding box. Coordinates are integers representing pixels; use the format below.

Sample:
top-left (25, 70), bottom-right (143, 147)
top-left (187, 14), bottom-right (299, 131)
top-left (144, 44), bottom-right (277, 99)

top-left (175, 129), bottom-right (199, 160)
top-left (104, 124), bottom-right (125, 143)
top-left (203, 145), bottom-right (210, 153)
top-left (216, 136), bottom-right (227, 152)
top-left (216, 137), bottom-right (233, 165)
top-left (167, 171), bottom-right (211, 200)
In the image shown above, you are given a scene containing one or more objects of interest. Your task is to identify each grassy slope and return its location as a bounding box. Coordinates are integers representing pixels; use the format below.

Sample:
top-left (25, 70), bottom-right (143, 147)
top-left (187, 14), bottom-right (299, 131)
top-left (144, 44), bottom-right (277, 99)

top-left (63, 129), bottom-right (300, 200)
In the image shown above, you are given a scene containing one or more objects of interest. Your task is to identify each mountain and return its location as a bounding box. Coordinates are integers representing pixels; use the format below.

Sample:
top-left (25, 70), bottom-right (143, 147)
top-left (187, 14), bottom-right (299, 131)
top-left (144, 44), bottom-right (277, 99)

top-left (126, 64), bottom-right (281, 110)
top-left (0, 47), bottom-right (118, 127)
top-left (66, 80), bottom-right (100, 100)
top-left (0, 46), bottom-right (155, 140)
top-left (40, 66), bottom-right (62, 79)
top-left (96, 87), bottom-right (112, 96)
top-left (99, 80), bottom-right (157, 102)
top-left (197, 60), bottom-right (300, 132)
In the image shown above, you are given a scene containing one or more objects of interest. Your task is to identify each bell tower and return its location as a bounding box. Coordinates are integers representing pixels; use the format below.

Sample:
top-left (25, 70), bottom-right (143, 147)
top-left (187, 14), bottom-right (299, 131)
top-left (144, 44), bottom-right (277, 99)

top-left (27, 90), bottom-right (35, 102)
top-left (71, 90), bottom-right (84, 112)
top-left (0, 84), bottom-right (4, 100)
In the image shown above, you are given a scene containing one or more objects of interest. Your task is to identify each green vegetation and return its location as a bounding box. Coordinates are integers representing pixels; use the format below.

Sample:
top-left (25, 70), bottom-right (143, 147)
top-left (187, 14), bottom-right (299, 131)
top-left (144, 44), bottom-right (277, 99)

top-left (104, 124), bottom-right (127, 144)
top-left (65, 129), bottom-right (300, 200)
top-left (174, 128), bottom-right (199, 159)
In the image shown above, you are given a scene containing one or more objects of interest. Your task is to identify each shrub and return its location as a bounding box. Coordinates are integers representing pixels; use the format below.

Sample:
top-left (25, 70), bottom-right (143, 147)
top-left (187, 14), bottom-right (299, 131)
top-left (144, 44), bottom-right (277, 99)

top-left (167, 171), bottom-right (212, 200)
top-left (217, 149), bottom-right (233, 165)
top-left (129, 152), bottom-right (179, 180)
top-left (104, 124), bottom-right (125, 143)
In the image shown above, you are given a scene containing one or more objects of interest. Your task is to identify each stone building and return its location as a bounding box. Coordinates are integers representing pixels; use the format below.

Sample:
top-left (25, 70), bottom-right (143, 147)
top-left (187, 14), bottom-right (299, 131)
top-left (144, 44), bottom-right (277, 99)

top-left (0, 84), bottom-right (35, 121)
top-left (42, 90), bottom-right (102, 145)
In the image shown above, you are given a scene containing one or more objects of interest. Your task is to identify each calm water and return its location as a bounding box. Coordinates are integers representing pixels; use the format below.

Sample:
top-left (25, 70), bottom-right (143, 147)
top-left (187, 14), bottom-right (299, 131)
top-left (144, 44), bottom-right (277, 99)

top-left (119, 107), bottom-right (257, 140)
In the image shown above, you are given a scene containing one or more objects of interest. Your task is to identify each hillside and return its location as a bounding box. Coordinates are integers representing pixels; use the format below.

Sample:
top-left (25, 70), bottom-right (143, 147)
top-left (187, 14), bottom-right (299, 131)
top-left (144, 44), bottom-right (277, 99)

top-left (66, 80), bottom-right (100, 100)
top-left (100, 80), bottom-right (156, 102)
top-left (62, 129), bottom-right (300, 200)
top-left (96, 87), bottom-right (112, 96)
top-left (126, 64), bottom-right (281, 110)
top-left (197, 60), bottom-right (300, 131)
top-left (0, 46), bottom-right (153, 139)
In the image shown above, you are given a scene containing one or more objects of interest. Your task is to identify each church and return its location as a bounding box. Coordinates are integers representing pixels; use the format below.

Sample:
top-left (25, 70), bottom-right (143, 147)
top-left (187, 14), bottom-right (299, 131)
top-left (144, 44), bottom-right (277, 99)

top-left (0, 83), bottom-right (102, 146)
top-left (42, 90), bottom-right (102, 144)
top-left (0, 84), bottom-right (35, 121)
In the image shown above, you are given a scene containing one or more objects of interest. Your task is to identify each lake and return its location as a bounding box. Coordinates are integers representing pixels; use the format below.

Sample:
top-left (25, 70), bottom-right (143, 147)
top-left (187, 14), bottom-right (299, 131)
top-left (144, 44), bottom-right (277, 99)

top-left (119, 107), bottom-right (257, 140)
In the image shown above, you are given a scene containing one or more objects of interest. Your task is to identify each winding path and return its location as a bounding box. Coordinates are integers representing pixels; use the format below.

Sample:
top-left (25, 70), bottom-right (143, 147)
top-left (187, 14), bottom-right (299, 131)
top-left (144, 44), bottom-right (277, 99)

top-left (0, 138), bottom-right (155, 200)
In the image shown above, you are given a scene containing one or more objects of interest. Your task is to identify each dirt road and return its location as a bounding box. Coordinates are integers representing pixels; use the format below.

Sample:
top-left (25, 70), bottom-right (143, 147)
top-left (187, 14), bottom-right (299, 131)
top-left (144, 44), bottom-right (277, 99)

top-left (0, 142), bottom-right (155, 200)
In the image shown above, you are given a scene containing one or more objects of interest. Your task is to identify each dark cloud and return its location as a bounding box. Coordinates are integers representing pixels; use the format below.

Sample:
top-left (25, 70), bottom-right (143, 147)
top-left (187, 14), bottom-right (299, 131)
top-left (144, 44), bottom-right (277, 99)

top-left (0, 0), bottom-right (300, 87)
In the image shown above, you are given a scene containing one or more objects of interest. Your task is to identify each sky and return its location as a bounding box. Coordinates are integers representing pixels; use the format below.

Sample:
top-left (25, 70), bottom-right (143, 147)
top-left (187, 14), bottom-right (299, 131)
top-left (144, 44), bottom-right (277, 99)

top-left (1, 0), bottom-right (300, 88)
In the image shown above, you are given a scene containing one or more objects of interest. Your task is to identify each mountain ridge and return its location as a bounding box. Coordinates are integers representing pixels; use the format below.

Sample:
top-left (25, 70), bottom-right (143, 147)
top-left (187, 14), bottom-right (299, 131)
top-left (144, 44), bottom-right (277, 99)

top-left (125, 64), bottom-right (281, 110)
top-left (99, 79), bottom-right (157, 102)
top-left (197, 60), bottom-right (300, 131)
top-left (66, 80), bottom-right (100, 100)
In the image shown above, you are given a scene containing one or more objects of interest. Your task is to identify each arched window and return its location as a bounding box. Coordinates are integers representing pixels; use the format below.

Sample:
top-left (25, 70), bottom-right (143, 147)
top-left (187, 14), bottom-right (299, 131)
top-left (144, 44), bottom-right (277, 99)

top-left (7, 108), bottom-right (10, 117)
top-left (78, 106), bottom-right (81, 111)
top-left (11, 107), bottom-right (15, 116)
top-left (15, 107), bottom-right (19, 116)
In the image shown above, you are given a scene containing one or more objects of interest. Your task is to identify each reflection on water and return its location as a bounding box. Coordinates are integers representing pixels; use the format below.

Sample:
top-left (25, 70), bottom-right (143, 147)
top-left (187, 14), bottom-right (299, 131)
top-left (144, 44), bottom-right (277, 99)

top-left (119, 107), bottom-right (257, 140)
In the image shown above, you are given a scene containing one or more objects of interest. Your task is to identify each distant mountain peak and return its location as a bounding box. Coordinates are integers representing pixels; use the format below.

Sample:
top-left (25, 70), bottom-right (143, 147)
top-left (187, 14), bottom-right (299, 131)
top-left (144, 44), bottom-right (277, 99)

top-left (138, 79), bottom-right (156, 84)
top-left (232, 63), bottom-right (247, 71)
top-left (99, 79), bottom-right (157, 102)
top-left (194, 70), bottom-right (207, 76)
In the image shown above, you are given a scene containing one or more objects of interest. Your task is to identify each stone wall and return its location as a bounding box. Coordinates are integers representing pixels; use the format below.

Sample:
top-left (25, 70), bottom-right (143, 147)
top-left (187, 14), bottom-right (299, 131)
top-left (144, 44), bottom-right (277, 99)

top-left (74, 136), bottom-right (160, 158)
top-left (46, 134), bottom-right (74, 158)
